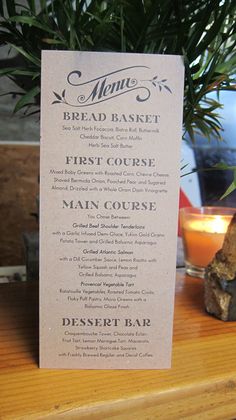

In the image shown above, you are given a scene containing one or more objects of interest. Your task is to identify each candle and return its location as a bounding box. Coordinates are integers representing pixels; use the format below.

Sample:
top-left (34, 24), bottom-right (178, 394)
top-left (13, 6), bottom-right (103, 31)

top-left (182, 216), bottom-right (228, 267)
top-left (180, 207), bottom-right (236, 278)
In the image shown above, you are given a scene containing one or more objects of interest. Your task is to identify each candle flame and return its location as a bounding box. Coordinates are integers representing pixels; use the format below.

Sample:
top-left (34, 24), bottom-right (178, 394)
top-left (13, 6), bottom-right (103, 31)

top-left (210, 216), bottom-right (228, 234)
top-left (187, 215), bottom-right (229, 234)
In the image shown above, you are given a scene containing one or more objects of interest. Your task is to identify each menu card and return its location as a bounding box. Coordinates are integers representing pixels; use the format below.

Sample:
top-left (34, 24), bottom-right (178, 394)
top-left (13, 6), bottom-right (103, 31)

top-left (40, 51), bottom-right (184, 369)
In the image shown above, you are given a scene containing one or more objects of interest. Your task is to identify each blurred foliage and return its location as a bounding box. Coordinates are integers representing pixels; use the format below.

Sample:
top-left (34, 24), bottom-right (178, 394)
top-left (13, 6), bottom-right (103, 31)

top-left (0, 0), bottom-right (236, 140)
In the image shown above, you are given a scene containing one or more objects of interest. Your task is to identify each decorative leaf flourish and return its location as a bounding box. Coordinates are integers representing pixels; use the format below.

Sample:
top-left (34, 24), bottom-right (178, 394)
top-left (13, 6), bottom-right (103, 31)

top-left (141, 75), bottom-right (172, 93)
top-left (52, 90), bottom-right (67, 104)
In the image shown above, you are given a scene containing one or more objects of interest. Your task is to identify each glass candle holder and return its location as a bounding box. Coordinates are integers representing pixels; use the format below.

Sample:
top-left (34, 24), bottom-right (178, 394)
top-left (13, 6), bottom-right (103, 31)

top-left (180, 206), bottom-right (236, 278)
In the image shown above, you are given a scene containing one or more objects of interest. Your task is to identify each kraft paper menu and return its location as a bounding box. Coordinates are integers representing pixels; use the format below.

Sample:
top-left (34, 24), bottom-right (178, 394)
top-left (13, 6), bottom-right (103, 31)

top-left (40, 51), bottom-right (184, 369)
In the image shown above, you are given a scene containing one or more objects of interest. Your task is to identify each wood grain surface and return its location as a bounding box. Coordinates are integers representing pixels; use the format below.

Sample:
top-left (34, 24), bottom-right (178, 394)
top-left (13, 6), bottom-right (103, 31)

top-left (1, 270), bottom-right (236, 419)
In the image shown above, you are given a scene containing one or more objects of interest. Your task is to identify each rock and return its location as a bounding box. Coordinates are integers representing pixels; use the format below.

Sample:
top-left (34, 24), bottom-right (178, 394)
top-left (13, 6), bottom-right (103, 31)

top-left (23, 232), bottom-right (39, 281)
top-left (204, 213), bottom-right (236, 321)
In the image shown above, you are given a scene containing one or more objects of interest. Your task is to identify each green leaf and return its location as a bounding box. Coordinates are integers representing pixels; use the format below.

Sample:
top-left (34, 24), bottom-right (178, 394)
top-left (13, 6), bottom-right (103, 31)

top-left (214, 162), bottom-right (230, 170)
top-left (14, 86), bottom-right (40, 113)
top-left (8, 43), bottom-right (41, 66)
top-left (217, 57), bottom-right (236, 76)
top-left (50, 1), bottom-right (70, 41)
top-left (9, 15), bottom-right (59, 36)
top-left (41, 38), bottom-right (65, 45)
top-left (26, 0), bottom-right (36, 14)
top-left (40, 0), bottom-right (47, 11)
top-left (220, 171), bottom-right (236, 200)
top-left (6, 0), bottom-right (16, 17)
top-left (0, 67), bottom-right (40, 77)
top-left (183, 50), bottom-right (195, 104)
top-left (193, 2), bottom-right (228, 60)
top-left (0, 1), bottom-right (4, 16)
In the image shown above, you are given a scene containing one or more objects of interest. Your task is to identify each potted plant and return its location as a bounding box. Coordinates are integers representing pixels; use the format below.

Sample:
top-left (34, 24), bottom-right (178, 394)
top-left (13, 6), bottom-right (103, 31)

top-left (1, 0), bottom-right (236, 278)
top-left (1, 0), bottom-right (236, 135)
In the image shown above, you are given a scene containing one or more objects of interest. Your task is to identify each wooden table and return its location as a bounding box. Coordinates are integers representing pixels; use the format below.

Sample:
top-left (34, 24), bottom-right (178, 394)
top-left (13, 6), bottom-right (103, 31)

top-left (1, 270), bottom-right (236, 419)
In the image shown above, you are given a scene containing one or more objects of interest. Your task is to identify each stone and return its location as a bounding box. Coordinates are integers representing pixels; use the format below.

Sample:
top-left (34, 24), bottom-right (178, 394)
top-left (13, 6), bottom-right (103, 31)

top-left (204, 213), bottom-right (236, 321)
top-left (23, 232), bottom-right (39, 281)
